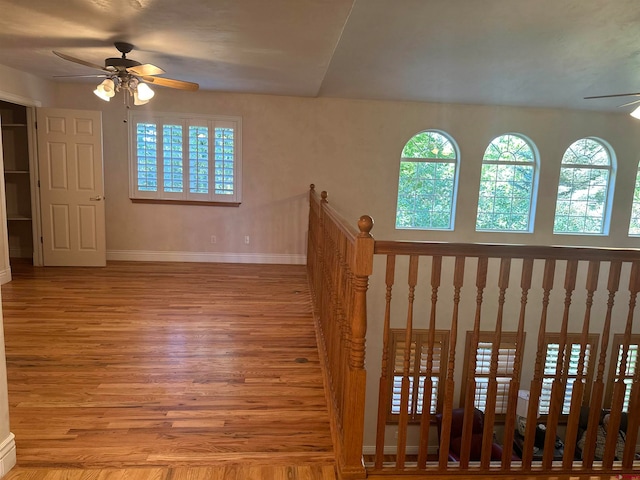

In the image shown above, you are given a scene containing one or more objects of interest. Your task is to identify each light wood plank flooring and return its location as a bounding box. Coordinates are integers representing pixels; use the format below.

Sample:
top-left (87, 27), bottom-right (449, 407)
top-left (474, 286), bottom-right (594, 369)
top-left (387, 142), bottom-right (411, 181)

top-left (1, 261), bottom-right (335, 479)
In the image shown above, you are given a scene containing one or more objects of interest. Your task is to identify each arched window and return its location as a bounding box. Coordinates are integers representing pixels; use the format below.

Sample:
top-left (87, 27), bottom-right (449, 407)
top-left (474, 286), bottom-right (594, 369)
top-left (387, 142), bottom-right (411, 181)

top-left (475, 134), bottom-right (538, 232)
top-left (553, 138), bottom-right (614, 235)
top-left (395, 130), bottom-right (459, 230)
top-left (629, 161), bottom-right (640, 236)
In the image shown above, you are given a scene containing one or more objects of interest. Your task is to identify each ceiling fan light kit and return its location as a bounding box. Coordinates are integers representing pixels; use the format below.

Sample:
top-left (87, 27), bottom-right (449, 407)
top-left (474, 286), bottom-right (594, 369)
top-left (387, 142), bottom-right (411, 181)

top-left (93, 78), bottom-right (116, 101)
top-left (93, 75), bottom-right (154, 104)
top-left (53, 42), bottom-right (198, 106)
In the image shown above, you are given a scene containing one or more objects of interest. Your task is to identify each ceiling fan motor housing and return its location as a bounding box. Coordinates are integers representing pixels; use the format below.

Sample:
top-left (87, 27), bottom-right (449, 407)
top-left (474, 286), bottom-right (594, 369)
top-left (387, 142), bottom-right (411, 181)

top-left (105, 57), bottom-right (141, 70)
top-left (106, 42), bottom-right (140, 70)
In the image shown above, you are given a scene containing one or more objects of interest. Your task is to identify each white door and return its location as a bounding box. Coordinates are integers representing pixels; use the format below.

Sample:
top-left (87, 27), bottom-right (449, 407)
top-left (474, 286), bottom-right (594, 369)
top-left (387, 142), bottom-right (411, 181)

top-left (37, 108), bottom-right (106, 266)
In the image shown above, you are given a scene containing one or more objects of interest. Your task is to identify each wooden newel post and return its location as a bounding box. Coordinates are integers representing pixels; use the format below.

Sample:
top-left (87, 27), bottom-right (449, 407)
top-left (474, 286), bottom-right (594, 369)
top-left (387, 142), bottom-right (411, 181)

top-left (339, 215), bottom-right (374, 480)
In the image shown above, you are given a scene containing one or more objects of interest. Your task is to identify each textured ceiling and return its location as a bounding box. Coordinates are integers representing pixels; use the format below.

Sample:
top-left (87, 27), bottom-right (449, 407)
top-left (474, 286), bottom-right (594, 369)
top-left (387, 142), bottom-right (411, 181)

top-left (1, 0), bottom-right (640, 112)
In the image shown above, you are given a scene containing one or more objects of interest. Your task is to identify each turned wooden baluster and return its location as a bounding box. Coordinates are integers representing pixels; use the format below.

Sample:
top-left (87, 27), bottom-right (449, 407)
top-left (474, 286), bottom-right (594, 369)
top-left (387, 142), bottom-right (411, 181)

top-left (396, 255), bottom-right (419, 468)
top-left (315, 190), bottom-right (328, 337)
top-left (622, 264), bottom-right (640, 468)
top-left (623, 353), bottom-right (640, 469)
top-left (374, 255), bottom-right (396, 470)
top-left (582, 261), bottom-right (622, 467)
top-left (325, 222), bottom-right (340, 412)
top-left (605, 261), bottom-right (640, 468)
top-left (438, 256), bottom-right (466, 470)
top-left (481, 258), bottom-right (511, 469)
top-left (542, 259), bottom-right (577, 470)
top-left (501, 258), bottom-right (533, 470)
top-left (522, 259), bottom-right (555, 469)
top-left (563, 261), bottom-right (600, 467)
top-left (460, 257), bottom-right (488, 469)
top-left (339, 234), bottom-right (350, 419)
top-left (418, 256), bottom-right (442, 468)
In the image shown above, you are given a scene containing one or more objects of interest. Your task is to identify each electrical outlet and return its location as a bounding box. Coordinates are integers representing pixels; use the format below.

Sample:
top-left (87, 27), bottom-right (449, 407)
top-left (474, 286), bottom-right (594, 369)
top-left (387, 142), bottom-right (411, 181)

top-left (244, 235), bottom-right (250, 244)
top-left (210, 235), bottom-right (217, 244)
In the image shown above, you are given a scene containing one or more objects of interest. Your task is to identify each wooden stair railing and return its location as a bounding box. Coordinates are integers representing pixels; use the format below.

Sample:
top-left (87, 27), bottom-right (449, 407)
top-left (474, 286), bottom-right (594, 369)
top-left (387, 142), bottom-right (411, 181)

top-left (307, 185), bottom-right (373, 480)
top-left (306, 185), bottom-right (640, 479)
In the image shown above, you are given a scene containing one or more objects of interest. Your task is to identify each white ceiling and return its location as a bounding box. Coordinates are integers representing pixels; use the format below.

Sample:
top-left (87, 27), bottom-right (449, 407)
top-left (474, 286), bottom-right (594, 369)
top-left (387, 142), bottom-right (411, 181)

top-left (1, 0), bottom-right (640, 112)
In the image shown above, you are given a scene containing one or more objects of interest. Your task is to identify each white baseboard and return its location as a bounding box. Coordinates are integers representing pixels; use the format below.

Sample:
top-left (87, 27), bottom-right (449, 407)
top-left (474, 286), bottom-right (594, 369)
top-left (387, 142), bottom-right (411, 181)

top-left (0, 433), bottom-right (16, 477)
top-left (106, 250), bottom-right (307, 265)
top-left (0, 267), bottom-right (11, 285)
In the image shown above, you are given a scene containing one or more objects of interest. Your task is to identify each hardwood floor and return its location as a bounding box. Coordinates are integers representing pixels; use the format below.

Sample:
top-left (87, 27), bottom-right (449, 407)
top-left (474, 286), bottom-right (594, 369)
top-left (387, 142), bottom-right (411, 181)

top-left (0, 261), bottom-right (335, 479)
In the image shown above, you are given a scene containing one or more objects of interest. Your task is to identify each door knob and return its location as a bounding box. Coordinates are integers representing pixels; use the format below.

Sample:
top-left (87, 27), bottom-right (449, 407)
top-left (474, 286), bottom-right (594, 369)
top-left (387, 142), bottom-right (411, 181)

top-left (89, 195), bottom-right (103, 201)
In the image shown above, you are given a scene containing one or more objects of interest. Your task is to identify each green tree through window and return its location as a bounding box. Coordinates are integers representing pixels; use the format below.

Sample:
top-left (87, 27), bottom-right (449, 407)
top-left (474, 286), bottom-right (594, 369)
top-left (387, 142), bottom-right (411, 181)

top-left (553, 138), bottom-right (613, 234)
top-left (475, 134), bottom-right (537, 232)
top-left (395, 131), bottom-right (458, 230)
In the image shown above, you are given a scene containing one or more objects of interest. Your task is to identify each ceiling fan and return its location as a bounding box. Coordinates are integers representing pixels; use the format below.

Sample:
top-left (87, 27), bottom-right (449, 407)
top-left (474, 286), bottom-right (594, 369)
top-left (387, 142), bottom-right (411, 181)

top-left (53, 42), bottom-right (199, 104)
top-left (584, 91), bottom-right (640, 119)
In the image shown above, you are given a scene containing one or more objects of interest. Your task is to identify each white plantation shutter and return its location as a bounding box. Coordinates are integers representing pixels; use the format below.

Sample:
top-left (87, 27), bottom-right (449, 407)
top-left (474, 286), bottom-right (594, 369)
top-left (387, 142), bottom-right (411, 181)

top-left (539, 336), bottom-right (597, 415)
top-left (389, 330), bottom-right (449, 421)
top-left (472, 338), bottom-right (517, 414)
top-left (615, 343), bottom-right (638, 412)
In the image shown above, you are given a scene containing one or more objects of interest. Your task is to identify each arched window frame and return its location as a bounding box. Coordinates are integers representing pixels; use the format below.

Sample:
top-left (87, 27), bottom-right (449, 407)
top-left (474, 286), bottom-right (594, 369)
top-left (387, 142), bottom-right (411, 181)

top-left (553, 137), bottom-right (616, 235)
top-left (629, 161), bottom-right (640, 236)
top-left (395, 130), bottom-right (460, 231)
top-left (475, 133), bottom-right (539, 233)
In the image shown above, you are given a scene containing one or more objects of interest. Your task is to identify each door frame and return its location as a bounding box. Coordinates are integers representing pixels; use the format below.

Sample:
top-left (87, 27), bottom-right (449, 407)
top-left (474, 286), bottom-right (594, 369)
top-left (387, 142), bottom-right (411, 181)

top-left (0, 90), bottom-right (43, 267)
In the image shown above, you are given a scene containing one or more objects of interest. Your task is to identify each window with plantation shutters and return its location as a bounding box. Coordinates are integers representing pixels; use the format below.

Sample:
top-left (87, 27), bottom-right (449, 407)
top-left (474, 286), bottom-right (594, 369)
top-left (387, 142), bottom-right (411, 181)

top-left (538, 333), bottom-right (598, 416)
top-left (605, 334), bottom-right (640, 412)
top-left (388, 329), bottom-right (449, 422)
top-left (129, 111), bottom-right (242, 205)
top-left (460, 331), bottom-right (521, 416)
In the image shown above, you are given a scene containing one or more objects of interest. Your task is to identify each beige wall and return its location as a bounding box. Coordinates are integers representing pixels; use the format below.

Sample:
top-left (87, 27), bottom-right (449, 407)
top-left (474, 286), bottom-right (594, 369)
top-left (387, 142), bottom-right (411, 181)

top-left (0, 64), bottom-right (55, 107)
top-left (54, 83), bottom-right (640, 262)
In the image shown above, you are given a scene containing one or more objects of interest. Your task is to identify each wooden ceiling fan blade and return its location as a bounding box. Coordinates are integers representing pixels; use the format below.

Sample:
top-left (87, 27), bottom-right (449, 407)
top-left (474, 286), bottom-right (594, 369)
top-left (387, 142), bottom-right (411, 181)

top-left (53, 51), bottom-right (109, 72)
top-left (141, 76), bottom-right (199, 91)
top-left (584, 92), bottom-right (640, 99)
top-left (618, 98), bottom-right (640, 108)
top-left (54, 74), bottom-right (109, 78)
top-left (127, 64), bottom-right (165, 76)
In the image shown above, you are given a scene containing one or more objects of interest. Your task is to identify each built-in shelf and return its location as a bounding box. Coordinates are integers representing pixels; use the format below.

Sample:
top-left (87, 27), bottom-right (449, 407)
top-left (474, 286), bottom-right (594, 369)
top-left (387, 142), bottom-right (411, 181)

top-left (1, 100), bottom-right (34, 268)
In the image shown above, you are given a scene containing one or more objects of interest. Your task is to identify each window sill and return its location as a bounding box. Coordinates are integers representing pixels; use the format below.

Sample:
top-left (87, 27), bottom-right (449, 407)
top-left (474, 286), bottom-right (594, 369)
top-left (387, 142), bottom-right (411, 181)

top-left (130, 198), bottom-right (241, 207)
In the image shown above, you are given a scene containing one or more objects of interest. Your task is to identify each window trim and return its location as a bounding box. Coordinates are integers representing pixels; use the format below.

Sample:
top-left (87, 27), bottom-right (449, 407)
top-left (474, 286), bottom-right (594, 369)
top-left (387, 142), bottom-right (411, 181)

top-left (387, 329), bottom-right (449, 423)
top-left (604, 334), bottom-right (640, 412)
top-left (539, 332), bottom-right (599, 417)
top-left (395, 129), bottom-right (460, 231)
top-left (475, 133), bottom-right (539, 233)
top-left (553, 137), bottom-right (615, 236)
top-left (128, 111), bottom-right (242, 204)
top-left (460, 331), bottom-right (523, 420)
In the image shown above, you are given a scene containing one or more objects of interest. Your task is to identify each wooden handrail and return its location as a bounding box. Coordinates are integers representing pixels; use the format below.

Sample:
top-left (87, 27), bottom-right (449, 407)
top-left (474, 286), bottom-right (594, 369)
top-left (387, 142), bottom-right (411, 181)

top-left (307, 185), bottom-right (373, 480)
